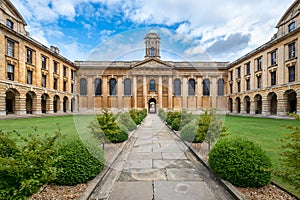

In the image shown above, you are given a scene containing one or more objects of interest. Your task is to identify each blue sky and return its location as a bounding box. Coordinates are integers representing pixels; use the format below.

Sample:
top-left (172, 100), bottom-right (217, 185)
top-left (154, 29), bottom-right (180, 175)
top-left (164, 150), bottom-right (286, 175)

top-left (11, 0), bottom-right (294, 62)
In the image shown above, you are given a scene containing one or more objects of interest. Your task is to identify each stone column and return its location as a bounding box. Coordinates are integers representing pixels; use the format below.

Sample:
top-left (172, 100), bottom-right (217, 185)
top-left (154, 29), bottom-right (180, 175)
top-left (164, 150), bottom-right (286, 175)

top-left (143, 76), bottom-right (147, 109)
top-left (48, 97), bottom-right (54, 114)
top-left (277, 98), bottom-right (287, 116)
top-left (240, 99), bottom-right (246, 114)
top-left (102, 76), bottom-right (108, 108)
top-left (168, 76), bottom-right (173, 109)
top-left (297, 93), bottom-right (300, 115)
top-left (182, 77), bottom-right (188, 109)
top-left (58, 100), bottom-right (64, 113)
top-left (133, 76), bottom-right (137, 109)
top-left (118, 76), bottom-right (123, 109)
top-left (0, 94), bottom-right (6, 115)
top-left (158, 76), bottom-right (162, 109)
top-left (211, 77), bottom-right (217, 108)
top-left (15, 96), bottom-right (26, 115)
top-left (262, 97), bottom-right (269, 116)
top-left (196, 77), bottom-right (202, 109)
top-left (250, 100), bottom-right (256, 114)
top-left (33, 95), bottom-right (42, 115)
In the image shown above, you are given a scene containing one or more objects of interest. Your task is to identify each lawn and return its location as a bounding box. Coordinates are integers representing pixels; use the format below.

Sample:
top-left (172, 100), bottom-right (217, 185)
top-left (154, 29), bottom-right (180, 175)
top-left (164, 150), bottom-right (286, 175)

top-left (224, 115), bottom-right (300, 197)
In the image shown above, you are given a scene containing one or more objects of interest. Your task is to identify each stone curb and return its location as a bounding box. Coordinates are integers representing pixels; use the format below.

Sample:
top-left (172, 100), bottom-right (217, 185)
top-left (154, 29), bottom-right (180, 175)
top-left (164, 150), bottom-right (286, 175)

top-left (163, 120), bottom-right (247, 200)
top-left (78, 123), bottom-right (142, 200)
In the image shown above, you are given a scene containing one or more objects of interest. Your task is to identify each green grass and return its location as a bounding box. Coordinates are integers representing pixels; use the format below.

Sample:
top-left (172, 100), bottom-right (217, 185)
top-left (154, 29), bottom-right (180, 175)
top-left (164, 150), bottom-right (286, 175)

top-left (224, 115), bottom-right (300, 198)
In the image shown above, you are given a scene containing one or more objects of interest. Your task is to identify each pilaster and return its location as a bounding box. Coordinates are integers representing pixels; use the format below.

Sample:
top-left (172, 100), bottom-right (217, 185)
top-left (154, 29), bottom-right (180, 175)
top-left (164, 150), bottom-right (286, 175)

top-left (168, 76), bottom-right (173, 109)
top-left (158, 76), bottom-right (162, 109)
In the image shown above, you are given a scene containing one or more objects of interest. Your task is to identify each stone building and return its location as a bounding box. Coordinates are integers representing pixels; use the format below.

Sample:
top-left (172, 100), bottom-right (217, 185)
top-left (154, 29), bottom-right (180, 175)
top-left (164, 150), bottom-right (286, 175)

top-left (0, 0), bottom-right (78, 116)
top-left (76, 31), bottom-right (228, 113)
top-left (227, 0), bottom-right (300, 116)
top-left (0, 0), bottom-right (299, 116)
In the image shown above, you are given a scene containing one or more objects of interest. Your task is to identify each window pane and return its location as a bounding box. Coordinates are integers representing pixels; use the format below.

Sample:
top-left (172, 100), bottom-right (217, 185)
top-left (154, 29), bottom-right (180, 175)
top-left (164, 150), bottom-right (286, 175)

top-left (150, 79), bottom-right (156, 91)
top-left (188, 79), bottom-right (195, 96)
top-left (110, 78), bottom-right (117, 96)
top-left (80, 78), bottom-right (87, 95)
top-left (95, 78), bottom-right (102, 95)
top-left (217, 79), bottom-right (224, 96)
top-left (124, 78), bottom-right (131, 96)
top-left (174, 79), bottom-right (181, 96)
top-left (7, 41), bottom-right (14, 57)
top-left (203, 79), bottom-right (210, 96)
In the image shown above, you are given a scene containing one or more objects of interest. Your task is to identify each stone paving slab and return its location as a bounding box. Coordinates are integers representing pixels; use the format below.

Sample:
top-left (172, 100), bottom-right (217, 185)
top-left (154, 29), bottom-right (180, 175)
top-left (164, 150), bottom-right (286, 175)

top-left (162, 152), bottom-right (187, 159)
top-left (124, 159), bottom-right (152, 169)
top-left (119, 168), bottom-right (167, 181)
top-left (166, 168), bottom-right (203, 181)
top-left (154, 181), bottom-right (216, 200)
top-left (152, 159), bottom-right (194, 169)
top-left (109, 181), bottom-right (153, 200)
top-left (128, 152), bottom-right (162, 160)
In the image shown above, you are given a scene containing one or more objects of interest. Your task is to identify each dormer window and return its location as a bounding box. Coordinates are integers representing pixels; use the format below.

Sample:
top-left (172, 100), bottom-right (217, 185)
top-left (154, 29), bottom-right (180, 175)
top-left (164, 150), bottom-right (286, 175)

top-left (289, 22), bottom-right (295, 32)
top-left (6, 19), bottom-right (13, 30)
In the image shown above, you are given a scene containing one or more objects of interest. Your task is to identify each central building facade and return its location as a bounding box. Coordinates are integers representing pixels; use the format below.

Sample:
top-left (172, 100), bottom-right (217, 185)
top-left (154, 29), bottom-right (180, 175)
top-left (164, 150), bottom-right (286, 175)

top-left (76, 31), bottom-right (228, 113)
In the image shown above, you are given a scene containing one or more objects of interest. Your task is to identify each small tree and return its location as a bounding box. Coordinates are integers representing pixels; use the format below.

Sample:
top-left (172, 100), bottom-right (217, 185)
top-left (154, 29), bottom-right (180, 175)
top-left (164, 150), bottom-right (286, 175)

top-left (198, 109), bottom-right (228, 150)
top-left (280, 113), bottom-right (300, 189)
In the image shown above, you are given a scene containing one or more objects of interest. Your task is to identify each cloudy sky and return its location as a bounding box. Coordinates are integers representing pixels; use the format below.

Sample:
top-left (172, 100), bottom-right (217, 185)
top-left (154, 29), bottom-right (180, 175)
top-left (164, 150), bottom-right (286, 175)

top-left (11, 0), bottom-right (294, 62)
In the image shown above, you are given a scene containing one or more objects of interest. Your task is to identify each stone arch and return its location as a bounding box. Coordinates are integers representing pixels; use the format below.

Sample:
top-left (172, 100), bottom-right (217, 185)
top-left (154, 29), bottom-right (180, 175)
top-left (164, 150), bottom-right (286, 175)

top-left (244, 96), bottom-right (251, 114)
top-left (26, 91), bottom-right (36, 114)
top-left (63, 96), bottom-right (69, 113)
top-left (228, 98), bottom-right (233, 113)
top-left (268, 92), bottom-right (277, 115)
top-left (254, 94), bottom-right (262, 114)
top-left (53, 95), bottom-right (60, 113)
top-left (235, 97), bottom-right (241, 113)
top-left (148, 98), bottom-right (157, 113)
top-left (284, 89), bottom-right (297, 113)
top-left (5, 88), bottom-right (20, 114)
top-left (41, 93), bottom-right (50, 113)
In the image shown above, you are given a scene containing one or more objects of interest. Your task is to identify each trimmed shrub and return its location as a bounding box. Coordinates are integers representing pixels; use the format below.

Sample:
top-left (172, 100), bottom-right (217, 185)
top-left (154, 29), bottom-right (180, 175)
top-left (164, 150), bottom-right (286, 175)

top-left (129, 109), bottom-right (147, 125)
top-left (180, 123), bottom-right (197, 142)
top-left (52, 139), bottom-right (105, 186)
top-left (171, 118), bottom-right (181, 131)
top-left (208, 137), bottom-right (272, 188)
top-left (158, 109), bottom-right (167, 121)
top-left (116, 112), bottom-right (137, 131)
top-left (0, 129), bottom-right (60, 199)
top-left (166, 111), bottom-right (181, 126)
top-left (96, 109), bottom-right (128, 143)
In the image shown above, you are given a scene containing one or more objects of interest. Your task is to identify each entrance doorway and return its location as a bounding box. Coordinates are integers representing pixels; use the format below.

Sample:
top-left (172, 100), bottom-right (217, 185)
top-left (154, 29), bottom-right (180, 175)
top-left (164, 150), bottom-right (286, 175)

top-left (148, 98), bottom-right (157, 113)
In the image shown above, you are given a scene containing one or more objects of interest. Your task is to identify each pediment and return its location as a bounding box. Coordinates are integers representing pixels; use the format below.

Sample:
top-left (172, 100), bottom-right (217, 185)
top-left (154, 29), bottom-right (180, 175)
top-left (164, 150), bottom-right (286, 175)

top-left (276, 0), bottom-right (300, 28)
top-left (1, 0), bottom-right (27, 25)
top-left (131, 58), bottom-right (174, 69)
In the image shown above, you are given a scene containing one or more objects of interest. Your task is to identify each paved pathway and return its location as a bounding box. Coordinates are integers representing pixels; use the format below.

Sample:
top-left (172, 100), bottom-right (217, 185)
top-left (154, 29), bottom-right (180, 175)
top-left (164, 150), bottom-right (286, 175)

top-left (90, 114), bottom-right (234, 200)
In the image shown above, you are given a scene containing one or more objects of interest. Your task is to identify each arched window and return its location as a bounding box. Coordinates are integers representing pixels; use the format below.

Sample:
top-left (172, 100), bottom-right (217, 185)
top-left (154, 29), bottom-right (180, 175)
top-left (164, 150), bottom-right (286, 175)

top-left (124, 78), bottom-right (131, 96)
top-left (203, 79), bottom-right (210, 96)
top-left (109, 78), bottom-right (117, 96)
top-left (95, 78), bottom-right (102, 96)
top-left (80, 78), bottom-right (87, 95)
top-left (217, 79), bottom-right (224, 96)
top-left (188, 79), bottom-right (195, 96)
top-left (150, 79), bottom-right (156, 91)
top-left (174, 79), bottom-right (181, 96)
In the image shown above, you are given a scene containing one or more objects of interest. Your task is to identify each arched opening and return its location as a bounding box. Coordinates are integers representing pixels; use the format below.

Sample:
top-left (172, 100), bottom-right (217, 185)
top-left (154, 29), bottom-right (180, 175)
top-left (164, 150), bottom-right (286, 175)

top-left (268, 92), bottom-right (277, 115)
top-left (53, 95), bottom-right (60, 113)
top-left (71, 97), bottom-right (75, 113)
top-left (235, 97), bottom-right (241, 113)
top-left (109, 78), bottom-right (117, 96)
top-left (41, 93), bottom-right (49, 113)
top-left (26, 92), bottom-right (36, 114)
top-left (5, 90), bottom-right (16, 114)
top-left (148, 98), bottom-right (157, 113)
top-left (244, 96), bottom-right (251, 114)
top-left (254, 94), bottom-right (262, 114)
top-left (285, 90), bottom-right (297, 113)
top-left (63, 96), bottom-right (69, 113)
top-left (228, 98), bottom-right (233, 113)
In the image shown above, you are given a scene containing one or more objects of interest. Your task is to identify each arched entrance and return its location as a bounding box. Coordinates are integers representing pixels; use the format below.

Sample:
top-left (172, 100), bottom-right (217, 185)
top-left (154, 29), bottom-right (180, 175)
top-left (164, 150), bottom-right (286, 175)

top-left (26, 92), bottom-right (36, 114)
top-left (41, 93), bottom-right (49, 113)
top-left (235, 97), bottom-right (241, 113)
top-left (53, 95), bottom-right (60, 113)
top-left (228, 98), bottom-right (233, 113)
top-left (71, 97), bottom-right (75, 112)
top-left (63, 96), bottom-right (68, 113)
top-left (244, 96), bottom-right (251, 114)
top-left (148, 98), bottom-right (157, 113)
top-left (285, 90), bottom-right (297, 113)
top-left (268, 92), bottom-right (277, 115)
top-left (254, 94), bottom-right (262, 114)
top-left (6, 89), bottom-right (17, 114)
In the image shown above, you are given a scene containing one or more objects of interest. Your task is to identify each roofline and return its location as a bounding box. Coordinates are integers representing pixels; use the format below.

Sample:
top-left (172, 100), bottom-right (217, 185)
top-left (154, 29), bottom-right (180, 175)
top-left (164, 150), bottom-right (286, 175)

top-left (4, 0), bottom-right (27, 26)
top-left (276, 0), bottom-right (299, 28)
top-left (228, 26), bottom-right (300, 68)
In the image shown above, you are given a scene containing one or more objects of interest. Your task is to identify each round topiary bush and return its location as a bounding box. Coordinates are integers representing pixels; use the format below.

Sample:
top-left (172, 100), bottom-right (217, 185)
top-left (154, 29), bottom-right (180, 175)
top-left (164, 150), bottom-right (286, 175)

top-left (208, 137), bottom-right (272, 188)
top-left (180, 122), bottom-right (197, 142)
top-left (52, 139), bottom-right (105, 186)
top-left (171, 118), bottom-right (181, 131)
top-left (116, 113), bottom-right (137, 131)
